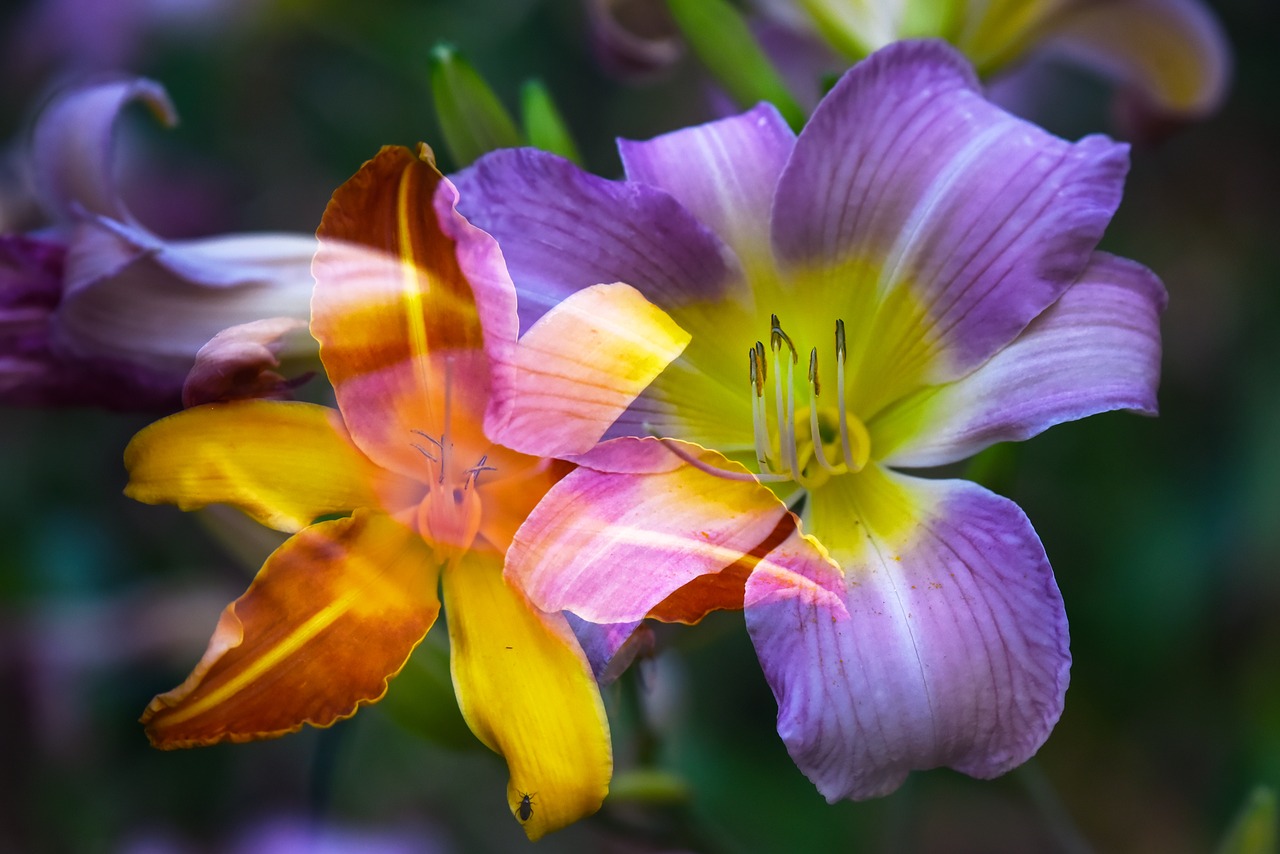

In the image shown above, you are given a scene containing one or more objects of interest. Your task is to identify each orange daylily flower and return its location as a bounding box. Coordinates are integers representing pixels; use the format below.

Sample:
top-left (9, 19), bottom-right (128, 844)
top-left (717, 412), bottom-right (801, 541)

top-left (123, 145), bottom-right (686, 838)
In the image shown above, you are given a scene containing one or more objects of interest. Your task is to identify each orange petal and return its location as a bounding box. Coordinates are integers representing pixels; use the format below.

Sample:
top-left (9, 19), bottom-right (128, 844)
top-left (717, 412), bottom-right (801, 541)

top-left (444, 552), bottom-right (611, 839)
top-left (142, 510), bottom-right (440, 747)
top-left (124, 400), bottom-right (411, 532)
top-left (312, 145), bottom-right (511, 477)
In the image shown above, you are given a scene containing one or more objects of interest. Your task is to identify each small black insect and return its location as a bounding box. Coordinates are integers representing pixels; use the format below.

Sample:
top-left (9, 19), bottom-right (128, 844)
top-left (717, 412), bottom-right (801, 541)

top-left (516, 791), bottom-right (536, 822)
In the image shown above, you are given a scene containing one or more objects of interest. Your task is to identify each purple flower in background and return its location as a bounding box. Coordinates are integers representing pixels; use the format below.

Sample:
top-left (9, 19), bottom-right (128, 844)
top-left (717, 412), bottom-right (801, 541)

top-left (0, 77), bottom-right (316, 410)
top-left (454, 41), bottom-right (1165, 799)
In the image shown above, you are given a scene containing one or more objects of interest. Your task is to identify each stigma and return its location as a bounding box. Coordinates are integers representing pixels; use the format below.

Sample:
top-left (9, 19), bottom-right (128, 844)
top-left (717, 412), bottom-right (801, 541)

top-left (410, 428), bottom-right (496, 560)
top-left (747, 315), bottom-right (870, 488)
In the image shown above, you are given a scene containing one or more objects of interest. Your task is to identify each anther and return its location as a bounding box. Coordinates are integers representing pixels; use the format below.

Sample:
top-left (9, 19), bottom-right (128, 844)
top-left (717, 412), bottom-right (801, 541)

top-left (770, 326), bottom-right (801, 481)
top-left (750, 345), bottom-right (773, 470)
top-left (833, 320), bottom-right (858, 471)
top-left (807, 349), bottom-right (839, 474)
top-left (770, 314), bottom-right (797, 363)
top-left (465, 455), bottom-right (498, 489)
top-left (410, 430), bottom-right (448, 484)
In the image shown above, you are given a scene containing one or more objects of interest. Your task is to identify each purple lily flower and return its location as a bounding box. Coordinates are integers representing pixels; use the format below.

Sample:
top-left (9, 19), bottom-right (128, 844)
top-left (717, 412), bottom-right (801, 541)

top-left (0, 77), bottom-right (316, 410)
top-left (452, 40), bottom-right (1165, 799)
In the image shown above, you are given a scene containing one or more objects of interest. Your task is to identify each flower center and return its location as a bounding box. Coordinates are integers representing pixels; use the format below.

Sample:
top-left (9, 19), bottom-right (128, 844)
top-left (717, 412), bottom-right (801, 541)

top-left (747, 315), bottom-right (870, 488)
top-left (410, 428), bottom-right (496, 560)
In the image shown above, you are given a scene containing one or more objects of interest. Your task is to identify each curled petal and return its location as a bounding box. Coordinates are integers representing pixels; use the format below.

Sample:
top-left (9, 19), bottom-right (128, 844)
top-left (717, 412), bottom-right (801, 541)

top-left (585, 0), bottom-right (684, 79)
top-left (507, 437), bottom-right (795, 623)
top-left (182, 316), bottom-right (313, 407)
top-left (746, 468), bottom-right (1069, 800)
top-left (56, 228), bottom-right (317, 377)
top-left (444, 552), bottom-right (611, 840)
top-left (876, 252), bottom-right (1167, 467)
top-left (487, 282), bottom-right (690, 457)
top-left (142, 510), bottom-right (441, 748)
top-left (124, 400), bottom-right (414, 533)
top-left (32, 76), bottom-right (177, 224)
top-left (1039, 0), bottom-right (1231, 119)
top-left (773, 40), bottom-right (1129, 387)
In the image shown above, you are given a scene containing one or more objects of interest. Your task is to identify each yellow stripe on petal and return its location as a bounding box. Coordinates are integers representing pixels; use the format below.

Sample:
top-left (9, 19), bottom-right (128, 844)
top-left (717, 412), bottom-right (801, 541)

top-left (313, 145), bottom-right (493, 476)
top-left (444, 552), bottom-right (611, 840)
top-left (124, 400), bottom-right (409, 532)
top-left (143, 510), bottom-right (441, 747)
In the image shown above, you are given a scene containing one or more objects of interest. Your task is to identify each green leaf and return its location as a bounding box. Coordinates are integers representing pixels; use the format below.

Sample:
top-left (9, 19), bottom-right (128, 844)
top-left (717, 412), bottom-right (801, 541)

top-left (665, 0), bottom-right (806, 130)
top-left (429, 43), bottom-right (521, 168)
top-left (1216, 787), bottom-right (1277, 854)
top-left (520, 80), bottom-right (583, 164)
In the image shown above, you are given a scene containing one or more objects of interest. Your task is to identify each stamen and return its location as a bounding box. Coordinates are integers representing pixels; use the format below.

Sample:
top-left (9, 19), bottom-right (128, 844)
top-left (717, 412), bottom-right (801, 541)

top-left (807, 348), bottom-right (839, 474)
top-left (769, 314), bottom-right (797, 364)
top-left (749, 347), bottom-right (773, 471)
top-left (834, 319), bottom-right (858, 471)
top-left (771, 319), bottom-right (801, 481)
top-left (742, 315), bottom-right (869, 485)
top-left (411, 429), bottom-right (444, 482)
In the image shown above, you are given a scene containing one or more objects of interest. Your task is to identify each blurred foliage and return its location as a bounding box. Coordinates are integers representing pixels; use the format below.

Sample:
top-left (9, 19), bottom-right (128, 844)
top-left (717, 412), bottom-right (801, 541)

top-left (2, 0), bottom-right (1279, 851)
top-left (1216, 787), bottom-right (1277, 854)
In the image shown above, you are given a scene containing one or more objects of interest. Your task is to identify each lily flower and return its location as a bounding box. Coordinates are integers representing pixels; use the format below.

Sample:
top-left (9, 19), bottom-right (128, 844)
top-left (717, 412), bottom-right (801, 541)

top-left (0, 76), bottom-right (316, 410)
top-left (757, 0), bottom-right (1232, 129)
top-left (123, 145), bottom-right (689, 838)
top-left (591, 0), bottom-right (1230, 133)
top-left (453, 40), bottom-right (1166, 800)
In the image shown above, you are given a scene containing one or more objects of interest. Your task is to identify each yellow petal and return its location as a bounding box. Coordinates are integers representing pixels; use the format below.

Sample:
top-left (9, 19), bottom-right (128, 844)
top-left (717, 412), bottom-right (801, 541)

top-left (142, 510), bottom-right (440, 747)
top-left (443, 552), bottom-right (611, 839)
top-left (124, 400), bottom-right (412, 532)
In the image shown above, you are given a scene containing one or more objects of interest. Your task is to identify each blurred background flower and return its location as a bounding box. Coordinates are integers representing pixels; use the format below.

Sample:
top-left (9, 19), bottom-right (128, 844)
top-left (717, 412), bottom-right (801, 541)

top-left (1, 0), bottom-right (1277, 851)
top-left (0, 76), bottom-right (317, 411)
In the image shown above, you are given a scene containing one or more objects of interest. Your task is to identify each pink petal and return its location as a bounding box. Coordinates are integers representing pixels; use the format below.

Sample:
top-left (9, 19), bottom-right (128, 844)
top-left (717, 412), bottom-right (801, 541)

top-left (485, 282), bottom-right (690, 457)
top-left (506, 438), bottom-right (793, 623)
